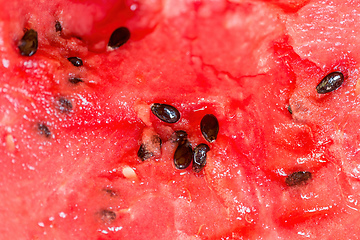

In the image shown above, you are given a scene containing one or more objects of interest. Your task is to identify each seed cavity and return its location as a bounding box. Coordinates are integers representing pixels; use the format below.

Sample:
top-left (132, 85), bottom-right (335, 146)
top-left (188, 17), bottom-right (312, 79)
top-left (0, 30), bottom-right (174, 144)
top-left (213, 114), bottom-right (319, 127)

top-left (103, 189), bottom-right (117, 197)
top-left (200, 114), bottom-right (219, 143)
top-left (67, 57), bottom-right (83, 67)
top-left (69, 77), bottom-right (83, 84)
top-left (108, 27), bottom-right (131, 49)
top-left (137, 144), bottom-right (153, 161)
top-left (18, 29), bottom-right (38, 57)
top-left (137, 135), bottom-right (161, 161)
top-left (55, 21), bottom-right (62, 32)
top-left (99, 209), bottom-right (116, 224)
top-left (37, 123), bottom-right (51, 138)
top-left (316, 72), bottom-right (344, 94)
top-left (174, 140), bottom-right (193, 170)
top-left (151, 103), bottom-right (180, 123)
top-left (56, 97), bottom-right (73, 114)
top-left (285, 171), bottom-right (312, 186)
top-left (193, 143), bottom-right (210, 173)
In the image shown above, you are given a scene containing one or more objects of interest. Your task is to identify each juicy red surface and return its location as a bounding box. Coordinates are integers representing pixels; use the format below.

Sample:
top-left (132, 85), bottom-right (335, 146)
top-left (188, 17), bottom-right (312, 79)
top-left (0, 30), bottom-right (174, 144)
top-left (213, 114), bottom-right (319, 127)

top-left (1, 0), bottom-right (360, 239)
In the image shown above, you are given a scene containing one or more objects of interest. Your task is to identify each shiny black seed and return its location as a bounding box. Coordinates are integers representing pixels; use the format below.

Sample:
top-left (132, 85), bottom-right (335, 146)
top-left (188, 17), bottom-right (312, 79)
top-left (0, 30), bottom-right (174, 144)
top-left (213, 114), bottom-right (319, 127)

top-left (56, 97), bottom-right (73, 113)
top-left (285, 171), bottom-right (312, 186)
top-left (171, 130), bottom-right (188, 144)
top-left (287, 105), bottom-right (293, 114)
top-left (18, 29), bottom-right (38, 57)
top-left (151, 103), bottom-right (180, 123)
top-left (174, 140), bottom-right (193, 169)
top-left (68, 77), bottom-right (83, 84)
top-left (37, 123), bottom-right (51, 138)
top-left (67, 57), bottom-right (83, 67)
top-left (316, 72), bottom-right (344, 94)
top-left (137, 135), bottom-right (161, 161)
top-left (99, 209), bottom-right (116, 224)
top-left (200, 114), bottom-right (219, 143)
top-left (193, 143), bottom-right (210, 173)
top-left (55, 21), bottom-right (62, 32)
top-left (108, 27), bottom-right (131, 49)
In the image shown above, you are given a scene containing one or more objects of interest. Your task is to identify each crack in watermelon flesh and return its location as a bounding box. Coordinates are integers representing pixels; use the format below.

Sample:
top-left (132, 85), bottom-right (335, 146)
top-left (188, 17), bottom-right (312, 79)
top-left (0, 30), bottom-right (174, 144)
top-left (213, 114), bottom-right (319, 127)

top-left (1, 0), bottom-right (360, 239)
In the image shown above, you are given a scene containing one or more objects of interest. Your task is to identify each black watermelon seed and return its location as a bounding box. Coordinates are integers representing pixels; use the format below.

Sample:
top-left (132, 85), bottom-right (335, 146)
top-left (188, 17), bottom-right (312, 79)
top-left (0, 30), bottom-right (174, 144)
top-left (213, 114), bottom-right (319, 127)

top-left (37, 123), bottom-right (51, 138)
top-left (174, 140), bottom-right (193, 169)
top-left (285, 171), bottom-right (312, 186)
top-left (108, 27), bottom-right (131, 49)
top-left (18, 29), bottom-right (38, 57)
top-left (99, 209), bottom-right (116, 224)
top-left (67, 57), bottom-right (83, 67)
top-left (171, 130), bottom-right (188, 144)
top-left (55, 21), bottom-right (62, 32)
top-left (68, 77), bottom-right (83, 84)
top-left (56, 97), bottom-right (73, 113)
top-left (151, 103), bottom-right (180, 123)
top-left (200, 114), bottom-right (219, 143)
top-left (316, 72), bottom-right (344, 94)
top-left (193, 143), bottom-right (210, 173)
top-left (287, 105), bottom-right (293, 114)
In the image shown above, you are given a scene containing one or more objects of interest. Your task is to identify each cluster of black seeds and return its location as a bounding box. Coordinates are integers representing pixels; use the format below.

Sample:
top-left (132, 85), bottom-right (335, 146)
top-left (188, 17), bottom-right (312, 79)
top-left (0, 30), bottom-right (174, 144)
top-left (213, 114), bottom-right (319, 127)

top-left (17, 23), bottom-right (131, 139)
top-left (18, 22), bottom-right (320, 190)
top-left (143, 103), bottom-right (220, 172)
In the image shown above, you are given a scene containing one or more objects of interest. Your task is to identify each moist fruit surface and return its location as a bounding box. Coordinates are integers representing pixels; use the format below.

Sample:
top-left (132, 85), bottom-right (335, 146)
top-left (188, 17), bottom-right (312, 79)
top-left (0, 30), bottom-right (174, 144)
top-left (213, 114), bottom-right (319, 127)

top-left (1, 0), bottom-right (360, 239)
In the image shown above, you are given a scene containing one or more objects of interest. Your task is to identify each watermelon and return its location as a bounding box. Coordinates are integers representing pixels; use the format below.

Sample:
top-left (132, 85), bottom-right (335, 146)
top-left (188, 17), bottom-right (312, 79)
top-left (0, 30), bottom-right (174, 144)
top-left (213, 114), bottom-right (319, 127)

top-left (1, 0), bottom-right (360, 239)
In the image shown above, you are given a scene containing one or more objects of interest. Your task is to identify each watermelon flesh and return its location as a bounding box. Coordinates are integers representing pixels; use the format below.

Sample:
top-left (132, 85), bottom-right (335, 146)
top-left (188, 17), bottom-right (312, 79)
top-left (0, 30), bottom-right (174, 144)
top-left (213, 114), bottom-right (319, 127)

top-left (1, 0), bottom-right (360, 239)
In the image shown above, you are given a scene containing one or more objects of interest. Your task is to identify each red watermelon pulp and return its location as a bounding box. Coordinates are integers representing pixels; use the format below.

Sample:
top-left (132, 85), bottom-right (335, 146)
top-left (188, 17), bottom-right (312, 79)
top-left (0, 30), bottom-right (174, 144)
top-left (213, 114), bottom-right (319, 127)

top-left (1, 0), bottom-right (360, 239)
